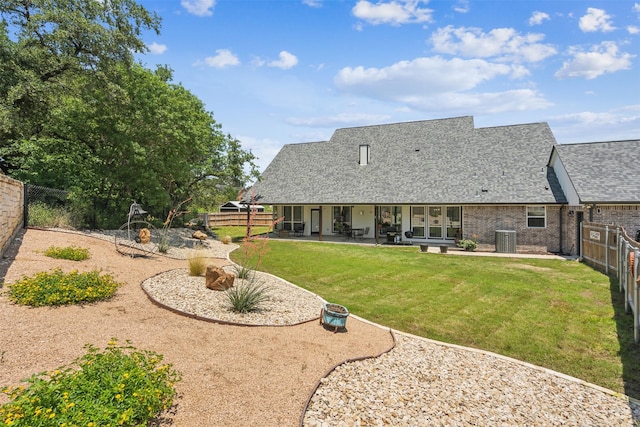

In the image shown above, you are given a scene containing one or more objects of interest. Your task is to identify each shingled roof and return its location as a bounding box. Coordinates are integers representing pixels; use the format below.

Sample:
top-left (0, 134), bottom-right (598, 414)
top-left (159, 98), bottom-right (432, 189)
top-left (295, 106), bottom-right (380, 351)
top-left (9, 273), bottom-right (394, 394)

top-left (252, 116), bottom-right (566, 205)
top-left (552, 140), bottom-right (640, 204)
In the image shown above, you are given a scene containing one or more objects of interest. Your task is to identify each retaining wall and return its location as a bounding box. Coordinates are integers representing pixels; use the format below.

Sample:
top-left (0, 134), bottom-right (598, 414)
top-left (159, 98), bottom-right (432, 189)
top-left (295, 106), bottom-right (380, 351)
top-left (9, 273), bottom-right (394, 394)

top-left (0, 174), bottom-right (24, 257)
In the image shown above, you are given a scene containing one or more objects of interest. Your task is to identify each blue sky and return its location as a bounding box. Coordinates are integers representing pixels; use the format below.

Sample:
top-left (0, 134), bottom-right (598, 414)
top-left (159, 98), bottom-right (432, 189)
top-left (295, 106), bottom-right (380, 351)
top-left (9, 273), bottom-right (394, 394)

top-left (136, 0), bottom-right (640, 173)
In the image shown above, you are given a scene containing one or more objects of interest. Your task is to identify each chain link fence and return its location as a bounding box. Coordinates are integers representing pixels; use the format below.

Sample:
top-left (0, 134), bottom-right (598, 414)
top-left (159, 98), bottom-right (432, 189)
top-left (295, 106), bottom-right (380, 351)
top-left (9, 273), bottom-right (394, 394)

top-left (25, 184), bottom-right (80, 228)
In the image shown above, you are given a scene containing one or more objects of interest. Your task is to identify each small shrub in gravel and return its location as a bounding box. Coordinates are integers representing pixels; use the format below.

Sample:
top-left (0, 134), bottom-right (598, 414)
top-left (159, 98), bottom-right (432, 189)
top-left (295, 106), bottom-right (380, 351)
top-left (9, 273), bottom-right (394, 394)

top-left (5, 268), bottom-right (121, 306)
top-left (43, 245), bottom-right (90, 261)
top-left (225, 280), bottom-right (270, 313)
top-left (0, 339), bottom-right (181, 427)
top-left (187, 249), bottom-right (207, 276)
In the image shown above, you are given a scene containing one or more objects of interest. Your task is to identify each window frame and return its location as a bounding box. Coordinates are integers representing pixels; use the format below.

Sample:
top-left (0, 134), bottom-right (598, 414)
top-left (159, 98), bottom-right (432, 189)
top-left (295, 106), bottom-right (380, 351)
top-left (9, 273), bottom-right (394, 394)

top-left (526, 206), bottom-right (546, 228)
top-left (410, 206), bottom-right (425, 237)
top-left (332, 206), bottom-right (352, 233)
top-left (279, 205), bottom-right (304, 231)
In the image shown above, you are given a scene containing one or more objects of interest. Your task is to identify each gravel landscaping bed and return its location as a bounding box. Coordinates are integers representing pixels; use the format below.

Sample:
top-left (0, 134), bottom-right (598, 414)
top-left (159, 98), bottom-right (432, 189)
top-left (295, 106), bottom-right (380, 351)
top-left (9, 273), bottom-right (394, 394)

top-left (142, 268), bottom-right (325, 326)
top-left (303, 333), bottom-right (640, 426)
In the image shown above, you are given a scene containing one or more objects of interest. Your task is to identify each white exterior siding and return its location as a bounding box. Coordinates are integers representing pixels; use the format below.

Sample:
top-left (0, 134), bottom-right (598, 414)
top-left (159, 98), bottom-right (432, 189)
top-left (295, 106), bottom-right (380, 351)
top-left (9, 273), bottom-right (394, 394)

top-left (549, 150), bottom-right (580, 205)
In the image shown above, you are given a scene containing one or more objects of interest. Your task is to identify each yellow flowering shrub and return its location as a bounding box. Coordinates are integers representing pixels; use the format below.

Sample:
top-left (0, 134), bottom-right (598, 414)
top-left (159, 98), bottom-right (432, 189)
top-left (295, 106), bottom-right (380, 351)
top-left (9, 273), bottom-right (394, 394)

top-left (4, 268), bottom-right (121, 306)
top-left (43, 246), bottom-right (90, 261)
top-left (0, 339), bottom-right (181, 426)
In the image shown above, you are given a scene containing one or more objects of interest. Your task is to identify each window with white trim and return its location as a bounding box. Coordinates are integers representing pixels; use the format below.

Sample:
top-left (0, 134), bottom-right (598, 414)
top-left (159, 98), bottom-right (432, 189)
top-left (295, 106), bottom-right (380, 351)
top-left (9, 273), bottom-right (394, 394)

top-left (526, 206), bottom-right (546, 228)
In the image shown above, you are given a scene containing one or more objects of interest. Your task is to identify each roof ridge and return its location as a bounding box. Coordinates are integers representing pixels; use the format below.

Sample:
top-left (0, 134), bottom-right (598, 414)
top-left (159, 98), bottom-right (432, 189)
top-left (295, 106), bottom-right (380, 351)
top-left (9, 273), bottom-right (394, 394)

top-left (333, 115), bottom-right (474, 132)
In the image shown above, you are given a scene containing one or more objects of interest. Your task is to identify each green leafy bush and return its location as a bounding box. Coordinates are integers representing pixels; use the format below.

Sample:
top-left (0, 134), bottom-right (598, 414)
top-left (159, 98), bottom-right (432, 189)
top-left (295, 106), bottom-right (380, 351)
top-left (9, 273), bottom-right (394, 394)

top-left (43, 246), bottom-right (90, 261)
top-left (225, 280), bottom-right (270, 313)
top-left (5, 268), bottom-right (121, 306)
top-left (0, 339), bottom-right (181, 427)
top-left (456, 235), bottom-right (478, 251)
top-left (28, 202), bottom-right (75, 229)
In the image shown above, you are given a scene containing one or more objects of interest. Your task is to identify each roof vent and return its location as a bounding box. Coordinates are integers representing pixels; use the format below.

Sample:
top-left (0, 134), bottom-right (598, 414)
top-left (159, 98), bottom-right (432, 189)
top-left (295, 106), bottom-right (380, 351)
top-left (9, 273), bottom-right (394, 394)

top-left (359, 144), bottom-right (370, 166)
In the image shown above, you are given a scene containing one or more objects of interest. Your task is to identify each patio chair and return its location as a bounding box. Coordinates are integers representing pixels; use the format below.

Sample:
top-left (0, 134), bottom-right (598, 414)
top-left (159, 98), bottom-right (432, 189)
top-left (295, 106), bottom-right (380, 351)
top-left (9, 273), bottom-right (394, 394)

top-left (404, 231), bottom-right (413, 244)
top-left (354, 226), bottom-right (369, 240)
top-left (293, 223), bottom-right (305, 237)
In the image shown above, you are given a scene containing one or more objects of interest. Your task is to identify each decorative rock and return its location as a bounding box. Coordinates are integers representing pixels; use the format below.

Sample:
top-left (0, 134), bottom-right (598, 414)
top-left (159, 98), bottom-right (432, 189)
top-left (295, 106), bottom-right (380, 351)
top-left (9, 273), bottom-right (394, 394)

top-left (205, 266), bottom-right (235, 290)
top-left (138, 227), bottom-right (151, 244)
top-left (192, 230), bottom-right (208, 240)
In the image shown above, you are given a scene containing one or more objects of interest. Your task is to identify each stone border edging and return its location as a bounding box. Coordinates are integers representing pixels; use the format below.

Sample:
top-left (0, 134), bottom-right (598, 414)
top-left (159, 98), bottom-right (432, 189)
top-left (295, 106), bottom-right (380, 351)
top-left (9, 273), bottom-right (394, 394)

top-left (298, 328), bottom-right (398, 427)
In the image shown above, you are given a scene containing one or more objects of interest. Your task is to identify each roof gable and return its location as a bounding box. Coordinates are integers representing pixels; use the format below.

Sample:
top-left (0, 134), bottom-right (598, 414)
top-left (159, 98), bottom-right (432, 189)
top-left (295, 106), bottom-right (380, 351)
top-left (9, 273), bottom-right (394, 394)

top-left (554, 140), bottom-right (640, 203)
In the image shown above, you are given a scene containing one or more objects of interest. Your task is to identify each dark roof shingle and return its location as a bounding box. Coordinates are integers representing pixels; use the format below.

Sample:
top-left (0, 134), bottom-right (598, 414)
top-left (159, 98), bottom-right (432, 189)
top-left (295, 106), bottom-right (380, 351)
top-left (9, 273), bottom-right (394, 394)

top-left (252, 116), bottom-right (565, 205)
top-left (554, 140), bottom-right (640, 203)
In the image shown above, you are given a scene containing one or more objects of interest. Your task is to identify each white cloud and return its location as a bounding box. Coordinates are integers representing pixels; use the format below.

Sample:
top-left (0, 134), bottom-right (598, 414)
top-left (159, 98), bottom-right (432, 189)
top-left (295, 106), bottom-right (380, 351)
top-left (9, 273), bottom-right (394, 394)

top-left (147, 42), bottom-right (167, 55)
top-left (202, 49), bottom-right (240, 68)
top-left (335, 57), bottom-right (510, 96)
top-left (235, 135), bottom-right (284, 173)
top-left (430, 26), bottom-right (557, 63)
top-left (628, 26), bottom-right (640, 35)
top-left (286, 113), bottom-right (391, 127)
top-left (579, 8), bottom-right (616, 33)
top-left (302, 0), bottom-right (322, 7)
top-left (352, 0), bottom-right (433, 26)
top-left (555, 41), bottom-right (634, 79)
top-left (453, 0), bottom-right (469, 14)
top-left (181, 0), bottom-right (215, 17)
top-left (414, 89), bottom-right (550, 113)
top-left (268, 51), bottom-right (298, 69)
top-left (333, 56), bottom-right (550, 113)
top-left (250, 56), bottom-right (266, 67)
top-left (550, 106), bottom-right (640, 143)
top-left (633, 3), bottom-right (640, 13)
top-left (528, 11), bottom-right (550, 26)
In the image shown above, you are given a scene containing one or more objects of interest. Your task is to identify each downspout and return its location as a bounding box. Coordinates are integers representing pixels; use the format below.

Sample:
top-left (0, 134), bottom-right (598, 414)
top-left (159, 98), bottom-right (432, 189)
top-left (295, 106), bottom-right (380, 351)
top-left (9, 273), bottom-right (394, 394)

top-left (374, 205), bottom-right (380, 245)
top-left (559, 205), bottom-right (564, 254)
top-left (318, 205), bottom-right (323, 241)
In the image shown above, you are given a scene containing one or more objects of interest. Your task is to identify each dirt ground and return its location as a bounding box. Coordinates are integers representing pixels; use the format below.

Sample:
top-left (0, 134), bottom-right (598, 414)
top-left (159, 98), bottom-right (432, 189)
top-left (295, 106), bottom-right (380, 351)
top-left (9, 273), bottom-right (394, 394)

top-left (0, 228), bottom-right (394, 426)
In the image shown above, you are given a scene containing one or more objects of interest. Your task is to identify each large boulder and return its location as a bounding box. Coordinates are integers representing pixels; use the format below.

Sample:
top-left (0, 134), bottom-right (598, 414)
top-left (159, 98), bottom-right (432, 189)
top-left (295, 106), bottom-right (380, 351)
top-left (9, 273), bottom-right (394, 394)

top-left (192, 230), bottom-right (208, 240)
top-left (205, 266), bottom-right (235, 291)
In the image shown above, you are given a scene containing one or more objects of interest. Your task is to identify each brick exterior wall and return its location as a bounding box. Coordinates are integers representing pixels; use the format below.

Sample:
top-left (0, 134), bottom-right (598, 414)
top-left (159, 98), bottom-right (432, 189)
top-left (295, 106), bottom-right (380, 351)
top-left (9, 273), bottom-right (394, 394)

top-left (463, 205), bottom-right (562, 254)
top-left (0, 174), bottom-right (24, 257)
top-left (589, 205), bottom-right (640, 239)
top-left (465, 205), bottom-right (639, 256)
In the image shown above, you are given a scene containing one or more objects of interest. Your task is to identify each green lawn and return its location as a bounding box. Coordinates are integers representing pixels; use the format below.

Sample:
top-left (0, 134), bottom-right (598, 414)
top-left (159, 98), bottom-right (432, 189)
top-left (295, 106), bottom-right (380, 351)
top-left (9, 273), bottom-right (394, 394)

top-left (230, 239), bottom-right (640, 399)
top-left (212, 226), bottom-right (271, 241)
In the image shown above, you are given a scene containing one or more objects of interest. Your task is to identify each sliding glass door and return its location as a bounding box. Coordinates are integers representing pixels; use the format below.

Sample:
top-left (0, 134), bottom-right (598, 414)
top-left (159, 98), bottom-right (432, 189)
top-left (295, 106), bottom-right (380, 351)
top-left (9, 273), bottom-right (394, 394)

top-left (428, 207), bottom-right (443, 238)
top-left (427, 206), bottom-right (461, 240)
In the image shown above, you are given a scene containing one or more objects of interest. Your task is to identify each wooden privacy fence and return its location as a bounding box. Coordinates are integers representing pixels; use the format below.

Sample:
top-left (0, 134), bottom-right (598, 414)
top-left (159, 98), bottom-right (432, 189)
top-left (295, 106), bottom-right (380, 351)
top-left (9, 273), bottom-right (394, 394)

top-left (582, 222), bottom-right (640, 343)
top-left (198, 212), bottom-right (273, 227)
